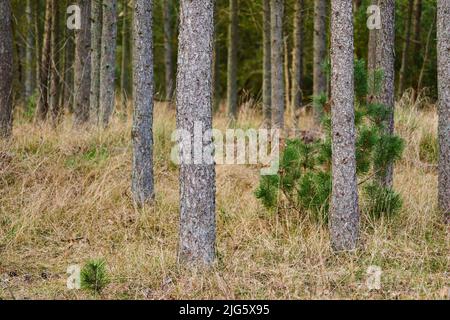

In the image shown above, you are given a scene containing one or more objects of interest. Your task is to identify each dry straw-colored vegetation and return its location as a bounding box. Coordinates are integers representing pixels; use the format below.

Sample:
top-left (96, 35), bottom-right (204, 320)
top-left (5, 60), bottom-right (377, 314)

top-left (0, 96), bottom-right (448, 299)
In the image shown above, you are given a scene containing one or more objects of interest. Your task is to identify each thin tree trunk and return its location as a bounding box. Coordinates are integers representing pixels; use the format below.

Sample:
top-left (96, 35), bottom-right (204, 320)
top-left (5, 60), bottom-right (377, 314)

top-left (0, 0), bottom-right (13, 138)
top-left (177, 0), bottom-right (216, 267)
top-left (227, 0), bottom-right (238, 120)
top-left (74, 0), bottom-right (91, 125)
top-left (291, 0), bottom-right (304, 127)
top-left (330, 0), bottom-right (359, 252)
top-left (163, 0), bottom-right (174, 103)
top-left (367, 0), bottom-right (378, 85)
top-left (413, 0), bottom-right (422, 55)
top-left (375, 0), bottom-right (395, 188)
top-left (271, 0), bottom-right (285, 129)
top-left (90, 0), bottom-right (102, 124)
top-left (36, 0), bottom-right (52, 121)
top-left (50, 0), bottom-right (61, 123)
top-left (437, 0), bottom-right (450, 219)
top-left (132, 0), bottom-right (154, 206)
top-left (313, 0), bottom-right (327, 122)
top-left (120, 0), bottom-right (130, 112)
top-left (25, 0), bottom-right (33, 100)
top-left (100, 0), bottom-right (118, 127)
top-left (284, 35), bottom-right (291, 115)
top-left (417, 12), bottom-right (435, 96)
top-left (34, 0), bottom-right (41, 100)
top-left (262, 0), bottom-right (271, 127)
top-left (398, 0), bottom-right (414, 98)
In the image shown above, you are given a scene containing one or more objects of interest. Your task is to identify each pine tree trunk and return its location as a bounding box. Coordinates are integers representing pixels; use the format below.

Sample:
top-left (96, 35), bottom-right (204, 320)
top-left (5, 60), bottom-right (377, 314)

top-left (284, 35), bottom-right (291, 114)
top-left (0, 0), bottom-right (13, 138)
top-left (330, 0), bottom-right (359, 252)
top-left (262, 0), bottom-right (271, 127)
top-left (34, 0), bottom-right (41, 98)
top-left (163, 0), bottom-right (174, 102)
top-left (270, 0), bottom-right (285, 129)
top-left (132, 0), bottom-right (154, 206)
top-left (73, 0), bottom-right (91, 125)
top-left (49, 0), bottom-right (61, 123)
top-left (417, 13), bottom-right (435, 96)
top-left (100, 0), bottom-right (118, 127)
top-left (367, 0), bottom-right (378, 81)
top-left (90, 0), bottom-right (102, 124)
top-left (413, 0), bottom-right (422, 54)
top-left (177, 0), bottom-right (216, 266)
top-left (36, 0), bottom-right (52, 121)
top-left (120, 0), bottom-right (130, 112)
top-left (375, 0), bottom-right (395, 188)
top-left (313, 0), bottom-right (327, 122)
top-left (437, 0), bottom-right (450, 219)
top-left (292, 0), bottom-right (304, 126)
top-left (227, 0), bottom-right (238, 120)
top-left (398, 0), bottom-right (414, 97)
top-left (25, 0), bottom-right (33, 100)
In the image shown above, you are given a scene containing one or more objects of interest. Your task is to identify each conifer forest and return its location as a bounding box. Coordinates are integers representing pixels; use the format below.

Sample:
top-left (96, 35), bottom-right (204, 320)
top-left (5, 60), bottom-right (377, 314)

top-left (0, 0), bottom-right (449, 301)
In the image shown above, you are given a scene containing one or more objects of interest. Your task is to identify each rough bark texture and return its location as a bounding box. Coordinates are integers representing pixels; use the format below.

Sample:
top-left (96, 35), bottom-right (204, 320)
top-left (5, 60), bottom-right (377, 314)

top-left (90, 0), bottom-right (102, 124)
top-left (437, 0), bottom-right (450, 218)
top-left (74, 0), bottom-right (91, 125)
top-left (36, 0), bottom-right (52, 121)
top-left (100, 0), bottom-right (118, 127)
top-left (25, 0), bottom-right (33, 100)
top-left (398, 0), bottom-right (414, 97)
top-left (270, 0), bottom-right (285, 129)
top-left (292, 0), bottom-right (304, 125)
top-left (330, 0), bottom-right (359, 251)
top-left (49, 0), bottom-right (61, 123)
top-left (177, 0), bottom-right (216, 266)
top-left (313, 0), bottom-right (327, 121)
top-left (163, 0), bottom-right (174, 102)
top-left (375, 0), bottom-right (395, 187)
top-left (0, 0), bottom-right (13, 138)
top-left (262, 0), bottom-right (271, 127)
top-left (132, 0), bottom-right (154, 206)
top-left (227, 0), bottom-right (238, 120)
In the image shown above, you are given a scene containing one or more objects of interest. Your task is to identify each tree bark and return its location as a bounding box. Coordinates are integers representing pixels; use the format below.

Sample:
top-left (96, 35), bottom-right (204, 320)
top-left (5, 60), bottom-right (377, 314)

top-left (367, 0), bottom-right (378, 82)
top-left (292, 0), bottom-right (304, 126)
top-left (375, 0), bottom-right (395, 188)
top-left (398, 0), bottom-right (414, 97)
top-left (270, 0), bottom-right (285, 129)
top-left (132, 0), bottom-right (154, 206)
top-left (74, 0), bottom-right (91, 125)
top-left (49, 0), bottom-right (61, 123)
top-left (262, 0), bottom-right (271, 127)
top-left (163, 0), bottom-right (174, 102)
top-left (25, 0), bottom-right (33, 100)
top-left (227, 0), bottom-right (238, 120)
top-left (313, 0), bottom-right (327, 122)
top-left (177, 0), bottom-right (216, 267)
top-left (90, 0), bottom-right (102, 124)
top-left (100, 0), bottom-right (118, 127)
top-left (36, 0), bottom-right (52, 121)
top-left (330, 0), bottom-right (359, 252)
top-left (437, 0), bottom-right (450, 219)
top-left (0, 0), bottom-right (13, 138)
top-left (120, 0), bottom-right (130, 112)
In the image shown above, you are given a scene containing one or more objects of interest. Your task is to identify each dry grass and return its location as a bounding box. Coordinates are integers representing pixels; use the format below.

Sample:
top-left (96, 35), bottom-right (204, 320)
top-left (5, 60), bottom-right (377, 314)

top-left (0, 100), bottom-right (448, 300)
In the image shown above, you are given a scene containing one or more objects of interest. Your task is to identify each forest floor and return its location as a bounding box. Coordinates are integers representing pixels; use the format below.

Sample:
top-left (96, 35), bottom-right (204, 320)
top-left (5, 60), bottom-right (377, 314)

top-left (0, 95), bottom-right (448, 300)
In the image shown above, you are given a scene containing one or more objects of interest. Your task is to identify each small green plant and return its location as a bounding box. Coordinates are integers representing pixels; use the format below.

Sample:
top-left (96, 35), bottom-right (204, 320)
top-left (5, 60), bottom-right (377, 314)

top-left (364, 183), bottom-right (403, 219)
top-left (256, 59), bottom-right (404, 223)
top-left (419, 131), bottom-right (438, 164)
top-left (80, 259), bottom-right (109, 294)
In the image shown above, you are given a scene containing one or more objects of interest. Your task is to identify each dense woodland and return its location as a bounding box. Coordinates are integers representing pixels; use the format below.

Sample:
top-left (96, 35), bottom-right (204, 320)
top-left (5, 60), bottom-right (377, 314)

top-left (0, 0), bottom-right (448, 300)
